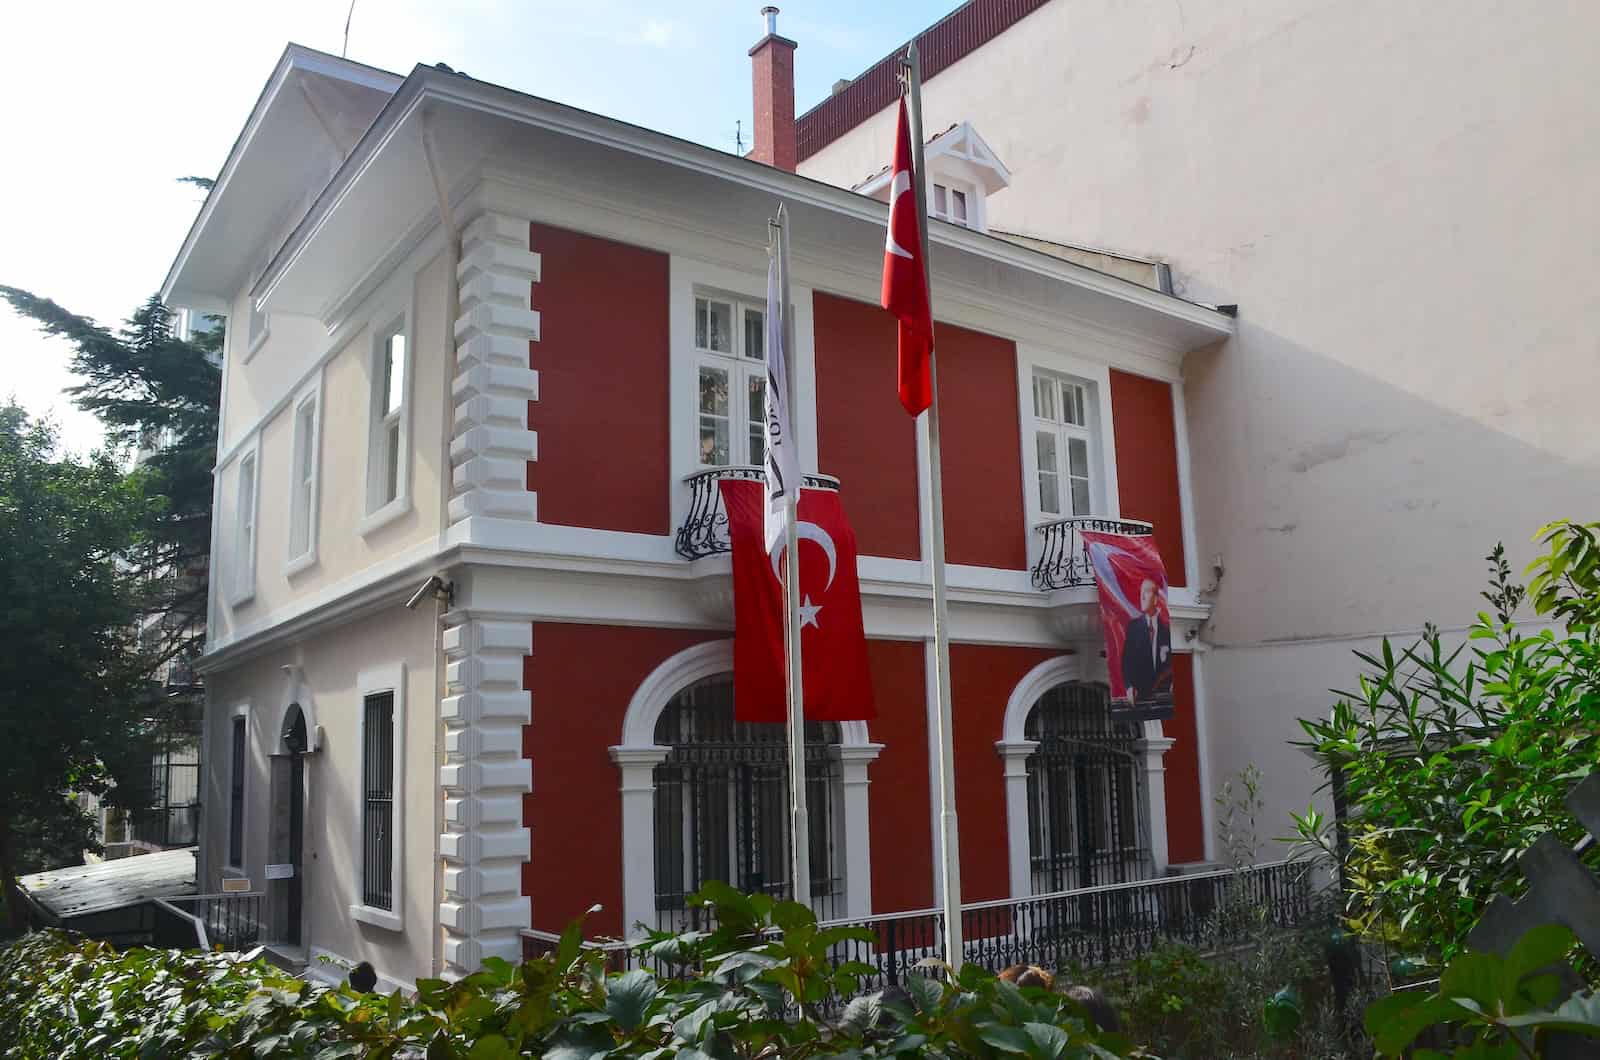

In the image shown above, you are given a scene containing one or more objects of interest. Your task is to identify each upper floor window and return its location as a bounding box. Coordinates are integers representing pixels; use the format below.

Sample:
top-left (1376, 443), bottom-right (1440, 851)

top-left (932, 183), bottom-right (970, 227)
top-left (243, 298), bottom-right (270, 361)
top-left (694, 293), bottom-right (766, 469)
top-left (287, 391), bottom-right (320, 568)
top-left (233, 451), bottom-right (258, 602)
top-left (1031, 370), bottom-right (1095, 519)
top-left (366, 321), bottom-right (410, 520)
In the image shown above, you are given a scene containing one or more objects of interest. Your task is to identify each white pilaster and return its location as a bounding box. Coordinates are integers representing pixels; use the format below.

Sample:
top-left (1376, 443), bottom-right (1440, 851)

top-left (449, 209), bottom-right (541, 526)
top-left (837, 743), bottom-right (885, 918)
top-left (439, 614), bottom-right (533, 975)
top-left (609, 745), bottom-right (670, 935)
top-left (1137, 734), bottom-right (1176, 874)
top-left (995, 739), bottom-right (1039, 897)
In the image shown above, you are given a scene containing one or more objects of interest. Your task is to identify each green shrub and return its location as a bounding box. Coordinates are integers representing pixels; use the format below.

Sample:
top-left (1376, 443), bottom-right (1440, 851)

top-left (0, 884), bottom-right (1149, 1058)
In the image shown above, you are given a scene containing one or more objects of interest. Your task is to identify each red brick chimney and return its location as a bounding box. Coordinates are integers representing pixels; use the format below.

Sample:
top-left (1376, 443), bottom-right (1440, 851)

top-left (749, 6), bottom-right (797, 171)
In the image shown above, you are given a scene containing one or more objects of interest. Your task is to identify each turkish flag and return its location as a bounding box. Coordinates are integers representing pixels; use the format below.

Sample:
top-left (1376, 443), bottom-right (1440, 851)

top-left (1079, 530), bottom-right (1175, 723)
top-left (880, 97), bottom-right (933, 417)
top-left (720, 478), bottom-right (875, 723)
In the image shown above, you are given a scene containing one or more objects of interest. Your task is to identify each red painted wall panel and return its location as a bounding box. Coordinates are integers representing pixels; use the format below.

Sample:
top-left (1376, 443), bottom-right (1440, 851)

top-left (812, 292), bottom-right (921, 561)
top-left (526, 223), bottom-right (671, 534)
top-left (949, 643), bottom-right (1059, 902)
top-left (935, 325), bottom-right (1027, 570)
top-left (1163, 654), bottom-right (1206, 864)
top-left (1109, 370), bottom-right (1187, 587)
top-left (864, 639), bottom-right (933, 913)
top-left (523, 624), bottom-right (721, 936)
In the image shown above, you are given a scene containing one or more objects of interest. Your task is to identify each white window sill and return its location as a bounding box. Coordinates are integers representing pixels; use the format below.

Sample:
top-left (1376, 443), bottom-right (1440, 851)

top-left (227, 586), bottom-right (256, 609)
top-left (350, 903), bottom-right (403, 932)
top-left (358, 496), bottom-right (411, 539)
top-left (242, 326), bottom-right (270, 364)
top-left (284, 548), bottom-right (319, 579)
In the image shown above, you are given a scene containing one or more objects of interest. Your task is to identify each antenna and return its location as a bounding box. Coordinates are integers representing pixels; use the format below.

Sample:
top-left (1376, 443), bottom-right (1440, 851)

top-left (735, 120), bottom-right (745, 155)
top-left (342, 0), bottom-right (357, 57)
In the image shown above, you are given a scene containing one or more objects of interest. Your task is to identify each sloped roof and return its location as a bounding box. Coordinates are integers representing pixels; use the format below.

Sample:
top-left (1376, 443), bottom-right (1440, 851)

top-left (853, 121), bottom-right (1012, 197)
top-left (20, 847), bottom-right (197, 921)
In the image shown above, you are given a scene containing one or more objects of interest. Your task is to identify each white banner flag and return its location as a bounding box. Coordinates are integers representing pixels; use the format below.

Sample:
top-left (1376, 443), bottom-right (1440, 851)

top-left (763, 225), bottom-right (799, 553)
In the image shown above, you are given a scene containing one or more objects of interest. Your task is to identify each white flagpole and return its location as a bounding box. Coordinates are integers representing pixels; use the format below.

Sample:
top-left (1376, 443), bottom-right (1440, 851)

top-left (902, 43), bottom-right (963, 971)
top-left (772, 206), bottom-right (811, 911)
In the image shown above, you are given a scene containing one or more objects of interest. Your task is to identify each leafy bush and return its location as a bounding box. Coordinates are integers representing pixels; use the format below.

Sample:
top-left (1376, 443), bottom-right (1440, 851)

top-left (0, 884), bottom-right (1147, 1058)
top-left (1293, 523), bottom-right (1600, 965)
top-left (1364, 925), bottom-right (1600, 1057)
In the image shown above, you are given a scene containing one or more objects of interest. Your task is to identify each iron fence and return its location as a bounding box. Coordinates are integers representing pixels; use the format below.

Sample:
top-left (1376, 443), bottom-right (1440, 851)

top-left (520, 861), bottom-right (1312, 995)
top-left (160, 892), bottom-right (265, 952)
top-left (1030, 517), bottom-right (1154, 591)
top-left (675, 467), bottom-right (841, 559)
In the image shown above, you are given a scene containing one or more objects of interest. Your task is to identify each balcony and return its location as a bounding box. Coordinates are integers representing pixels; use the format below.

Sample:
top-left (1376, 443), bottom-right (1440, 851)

top-left (675, 466), bottom-right (842, 560)
top-left (1029, 516), bottom-right (1155, 590)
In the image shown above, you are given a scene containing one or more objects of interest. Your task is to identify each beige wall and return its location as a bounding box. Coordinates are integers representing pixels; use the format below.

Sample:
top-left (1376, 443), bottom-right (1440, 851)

top-left (201, 604), bottom-right (441, 987)
top-left (210, 244), bottom-right (450, 646)
top-left (801, 0), bottom-right (1600, 840)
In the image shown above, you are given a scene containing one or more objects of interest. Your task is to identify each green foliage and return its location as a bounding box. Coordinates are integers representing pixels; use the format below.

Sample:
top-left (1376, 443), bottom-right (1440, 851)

top-left (0, 406), bottom-right (157, 923)
top-left (1365, 925), bottom-right (1600, 1057)
top-left (1292, 527), bottom-right (1600, 963)
top-left (0, 886), bottom-right (1148, 1058)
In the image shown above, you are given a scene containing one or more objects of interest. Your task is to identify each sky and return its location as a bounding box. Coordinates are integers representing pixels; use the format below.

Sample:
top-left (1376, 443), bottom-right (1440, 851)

top-left (1, 0), bottom-right (945, 456)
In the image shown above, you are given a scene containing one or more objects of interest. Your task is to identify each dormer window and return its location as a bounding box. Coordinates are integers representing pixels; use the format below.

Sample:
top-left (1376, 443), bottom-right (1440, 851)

top-left (855, 121), bottom-right (1010, 235)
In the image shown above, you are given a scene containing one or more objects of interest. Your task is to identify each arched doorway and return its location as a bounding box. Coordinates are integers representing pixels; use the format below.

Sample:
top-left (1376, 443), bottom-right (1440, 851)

top-left (649, 674), bottom-right (844, 930)
top-left (1023, 683), bottom-right (1151, 893)
top-left (270, 703), bottom-right (309, 945)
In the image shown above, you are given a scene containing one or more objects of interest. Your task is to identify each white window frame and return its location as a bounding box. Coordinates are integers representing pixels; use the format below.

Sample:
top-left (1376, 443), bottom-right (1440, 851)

top-left (360, 308), bottom-right (413, 536)
top-left (351, 663), bottom-right (406, 931)
top-left (244, 298), bottom-right (270, 361)
top-left (1015, 350), bottom-right (1121, 567)
top-left (692, 288), bottom-right (769, 471)
top-left (285, 373), bottom-right (323, 577)
top-left (224, 701), bottom-right (251, 876)
top-left (931, 180), bottom-right (974, 228)
top-left (229, 442), bottom-right (260, 606)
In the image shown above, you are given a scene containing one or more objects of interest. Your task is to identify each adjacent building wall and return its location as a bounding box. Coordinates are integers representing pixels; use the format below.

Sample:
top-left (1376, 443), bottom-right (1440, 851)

top-left (799, 0), bottom-right (1600, 840)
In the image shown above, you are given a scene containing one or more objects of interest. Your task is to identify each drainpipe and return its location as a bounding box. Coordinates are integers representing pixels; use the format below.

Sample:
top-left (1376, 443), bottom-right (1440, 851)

top-left (420, 107), bottom-right (461, 979)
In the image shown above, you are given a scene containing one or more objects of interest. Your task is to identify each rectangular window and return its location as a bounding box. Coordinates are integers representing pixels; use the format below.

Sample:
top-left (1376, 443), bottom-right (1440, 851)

top-left (361, 692), bottom-right (395, 911)
top-left (234, 453), bottom-right (257, 600)
top-left (1031, 370), bottom-right (1096, 519)
top-left (932, 183), bottom-right (971, 227)
top-left (693, 293), bottom-right (767, 469)
top-left (288, 395), bottom-right (318, 563)
top-left (368, 324), bottom-right (408, 516)
top-left (228, 717), bottom-right (246, 867)
top-left (245, 299), bottom-right (269, 356)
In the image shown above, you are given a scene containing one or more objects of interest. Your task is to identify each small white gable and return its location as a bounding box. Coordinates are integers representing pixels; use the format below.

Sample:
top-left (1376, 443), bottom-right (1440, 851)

top-left (855, 121), bottom-right (1011, 232)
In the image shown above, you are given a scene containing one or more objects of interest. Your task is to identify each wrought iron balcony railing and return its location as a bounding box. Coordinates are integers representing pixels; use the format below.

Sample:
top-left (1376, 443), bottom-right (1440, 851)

top-left (1030, 516), bottom-right (1155, 591)
top-left (675, 466), bottom-right (842, 560)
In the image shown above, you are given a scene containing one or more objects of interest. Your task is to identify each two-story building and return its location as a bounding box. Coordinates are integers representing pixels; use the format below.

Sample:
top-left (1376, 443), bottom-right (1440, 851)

top-left (162, 32), bottom-right (1233, 988)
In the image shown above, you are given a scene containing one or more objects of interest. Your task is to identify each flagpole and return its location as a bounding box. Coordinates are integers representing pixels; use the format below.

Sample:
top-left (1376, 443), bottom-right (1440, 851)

top-left (773, 206), bottom-right (812, 911)
top-left (902, 42), bottom-right (963, 971)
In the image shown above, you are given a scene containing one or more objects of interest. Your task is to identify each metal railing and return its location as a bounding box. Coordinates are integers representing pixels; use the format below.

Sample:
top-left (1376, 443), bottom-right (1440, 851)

top-left (519, 861), bottom-right (1311, 991)
top-left (675, 467), bottom-right (841, 559)
top-left (1030, 517), bottom-right (1154, 590)
top-left (159, 892), bottom-right (265, 952)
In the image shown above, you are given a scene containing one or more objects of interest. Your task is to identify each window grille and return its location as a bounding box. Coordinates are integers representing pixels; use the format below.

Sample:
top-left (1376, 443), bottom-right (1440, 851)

top-left (228, 717), bottom-right (246, 867)
top-left (362, 692), bottom-right (395, 910)
top-left (1025, 683), bottom-right (1151, 894)
top-left (651, 675), bottom-right (842, 929)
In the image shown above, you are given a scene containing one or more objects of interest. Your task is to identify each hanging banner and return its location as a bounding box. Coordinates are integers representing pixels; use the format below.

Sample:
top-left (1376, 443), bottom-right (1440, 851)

top-left (1079, 530), bottom-right (1175, 722)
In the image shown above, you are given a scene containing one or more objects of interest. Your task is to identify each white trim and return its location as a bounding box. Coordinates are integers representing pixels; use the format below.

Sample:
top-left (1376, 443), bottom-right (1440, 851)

top-left (284, 371), bottom-right (324, 576)
top-left (228, 439), bottom-right (261, 607)
top-left (1014, 348), bottom-right (1119, 570)
top-left (358, 495), bottom-right (414, 538)
top-left (1189, 651), bottom-right (1217, 863)
top-left (350, 662), bottom-right (406, 931)
top-left (611, 639), bottom-right (873, 931)
top-left (1170, 381), bottom-right (1202, 591)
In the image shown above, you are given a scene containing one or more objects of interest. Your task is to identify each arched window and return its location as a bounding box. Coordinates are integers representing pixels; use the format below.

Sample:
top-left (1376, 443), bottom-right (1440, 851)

top-left (651, 674), bottom-right (843, 929)
top-left (1024, 683), bottom-right (1151, 893)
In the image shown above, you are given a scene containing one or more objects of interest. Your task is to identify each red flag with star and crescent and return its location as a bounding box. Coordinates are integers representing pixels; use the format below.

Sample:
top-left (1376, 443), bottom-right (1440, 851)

top-left (880, 97), bottom-right (933, 417)
top-left (720, 478), bottom-right (875, 722)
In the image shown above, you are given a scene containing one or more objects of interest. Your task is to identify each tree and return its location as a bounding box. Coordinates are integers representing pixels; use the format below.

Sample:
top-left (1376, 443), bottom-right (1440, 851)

top-left (0, 289), bottom-right (222, 676)
top-left (0, 406), bottom-right (157, 927)
top-left (1293, 522), bottom-right (1600, 964)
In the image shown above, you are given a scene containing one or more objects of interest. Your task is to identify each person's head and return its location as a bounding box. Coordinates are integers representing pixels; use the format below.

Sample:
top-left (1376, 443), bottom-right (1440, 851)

top-left (1061, 984), bottom-right (1121, 1033)
top-left (1138, 578), bottom-right (1159, 617)
top-left (998, 963), bottom-right (1055, 991)
top-left (348, 960), bottom-right (377, 993)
